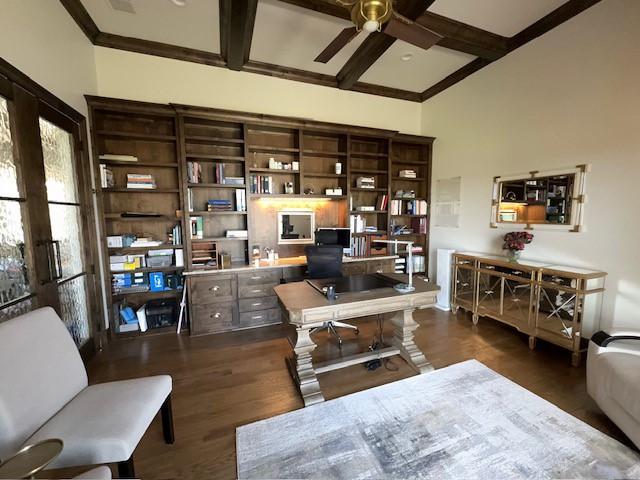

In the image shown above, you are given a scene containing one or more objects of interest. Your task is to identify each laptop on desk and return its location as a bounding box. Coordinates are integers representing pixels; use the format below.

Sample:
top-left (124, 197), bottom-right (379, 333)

top-left (306, 274), bottom-right (398, 296)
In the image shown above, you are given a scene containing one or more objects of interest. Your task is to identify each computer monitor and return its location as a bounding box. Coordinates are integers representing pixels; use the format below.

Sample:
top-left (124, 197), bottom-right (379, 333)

top-left (316, 227), bottom-right (351, 255)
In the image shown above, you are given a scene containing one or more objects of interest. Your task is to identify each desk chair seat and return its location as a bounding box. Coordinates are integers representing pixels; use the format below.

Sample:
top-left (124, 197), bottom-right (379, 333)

top-left (304, 245), bottom-right (358, 347)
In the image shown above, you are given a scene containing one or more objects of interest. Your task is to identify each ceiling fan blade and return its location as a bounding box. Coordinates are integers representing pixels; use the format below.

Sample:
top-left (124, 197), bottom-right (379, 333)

top-left (314, 27), bottom-right (359, 63)
top-left (384, 13), bottom-right (443, 51)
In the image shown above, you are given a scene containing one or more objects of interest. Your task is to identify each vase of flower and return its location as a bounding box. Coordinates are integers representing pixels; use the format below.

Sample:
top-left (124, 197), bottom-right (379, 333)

top-left (503, 231), bottom-right (534, 262)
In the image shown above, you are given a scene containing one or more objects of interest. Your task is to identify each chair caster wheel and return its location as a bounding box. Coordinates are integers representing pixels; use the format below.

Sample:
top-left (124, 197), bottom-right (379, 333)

top-left (355, 328), bottom-right (360, 335)
top-left (338, 339), bottom-right (343, 349)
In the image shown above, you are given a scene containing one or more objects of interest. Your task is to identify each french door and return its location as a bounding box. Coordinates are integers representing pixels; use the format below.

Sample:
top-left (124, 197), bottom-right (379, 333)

top-left (0, 66), bottom-right (100, 358)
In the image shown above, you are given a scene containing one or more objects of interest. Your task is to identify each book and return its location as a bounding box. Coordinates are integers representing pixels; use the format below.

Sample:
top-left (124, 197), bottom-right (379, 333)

top-left (235, 189), bottom-right (246, 212)
top-left (187, 162), bottom-right (202, 184)
top-left (99, 164), bottom-right (114, 188)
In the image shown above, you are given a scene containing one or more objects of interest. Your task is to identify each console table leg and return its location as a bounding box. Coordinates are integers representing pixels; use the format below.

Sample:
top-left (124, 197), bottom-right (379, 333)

top-left (528, 336), bottom-right (537, 350)
top-left (390, 309), bottom-right (434, 374)
top-left (293, 325), bottom-right (324, 407)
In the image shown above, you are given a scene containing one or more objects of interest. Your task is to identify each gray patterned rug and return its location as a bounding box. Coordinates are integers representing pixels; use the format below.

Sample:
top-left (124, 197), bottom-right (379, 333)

top-left (236, 360), bottom-right (640, 479)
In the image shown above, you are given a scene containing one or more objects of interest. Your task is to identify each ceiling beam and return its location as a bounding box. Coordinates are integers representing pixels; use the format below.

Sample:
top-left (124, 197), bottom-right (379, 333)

top-left (420, 0), bottom-right (604, 101)
top-left (59, 0), bottom-right (100, 42)
top-left (336, 0), bottom-right (436, 90)
top-left (415, 13), bottom-right (508, 60)
top-left (219, 0), bottom-right (259, 71)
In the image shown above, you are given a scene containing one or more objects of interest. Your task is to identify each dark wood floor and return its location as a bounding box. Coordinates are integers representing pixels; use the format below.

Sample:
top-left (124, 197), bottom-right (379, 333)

top-left (49, 309), bottom-right (631, 479)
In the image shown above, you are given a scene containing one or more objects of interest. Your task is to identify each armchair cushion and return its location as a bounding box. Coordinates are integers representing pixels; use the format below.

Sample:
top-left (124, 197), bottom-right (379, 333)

top-left (74, 466), bottom-right (112, 479)
top-left (26, 375), bottom-right (171, 469)
top-left (599, 351), bottom-right (640, 421)
top-left (0, 307), bottom-right (87, 460)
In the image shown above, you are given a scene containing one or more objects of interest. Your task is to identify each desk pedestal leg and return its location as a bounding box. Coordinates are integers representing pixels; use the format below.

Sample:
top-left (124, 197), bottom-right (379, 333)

top-left (390, 309), bottom-right (434, 374)
top-left (294, 326), bottom-right (324, 407)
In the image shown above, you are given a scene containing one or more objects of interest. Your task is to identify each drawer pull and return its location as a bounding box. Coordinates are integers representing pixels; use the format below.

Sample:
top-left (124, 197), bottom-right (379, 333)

top-left (252, 315), bottom-right (263, 320)
top-left (251, 302), bottom-right (262, 307)
top-left (250, 276), bottom-right (263, 280)
top-left (461, 282), bottom-right (469, 287)
top-left (210, 286), bottom-right (220, 292)
top-left (251, 289), bottom-right (261, 293)
top-left (210, 312), bottom-right (221, 319)
top-left (485, 266), bottom-right (496, 270)
top-left (484, 290), bottom-right (494, 294)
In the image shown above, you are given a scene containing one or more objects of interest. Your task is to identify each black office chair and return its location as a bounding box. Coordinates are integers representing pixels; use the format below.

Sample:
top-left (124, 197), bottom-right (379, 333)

top-left (304, 245), bottom-right (358, 347)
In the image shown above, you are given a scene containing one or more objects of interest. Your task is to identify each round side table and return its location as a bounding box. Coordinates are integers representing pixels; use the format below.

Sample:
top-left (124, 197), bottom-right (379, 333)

top-left (0, 439), bottom-right (63, 479)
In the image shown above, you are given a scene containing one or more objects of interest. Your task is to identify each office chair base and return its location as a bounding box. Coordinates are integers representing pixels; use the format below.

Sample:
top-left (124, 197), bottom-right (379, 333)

top-left (394, 283), bottom-right (415, 293)
top-left (311, 321), bottom-right (358, 349)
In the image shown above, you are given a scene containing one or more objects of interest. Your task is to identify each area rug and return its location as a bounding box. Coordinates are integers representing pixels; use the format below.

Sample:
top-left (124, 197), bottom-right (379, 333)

top-left (236, 360), bottom-right (640, 479)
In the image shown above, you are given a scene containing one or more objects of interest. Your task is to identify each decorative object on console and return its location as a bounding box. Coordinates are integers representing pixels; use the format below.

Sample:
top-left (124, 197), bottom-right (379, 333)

top-left (285, 182), bottom-right (294, 194)
top-left (356, 176), bottom-right (375, 189)
top-left (502, 231), bottom-right (534, 261)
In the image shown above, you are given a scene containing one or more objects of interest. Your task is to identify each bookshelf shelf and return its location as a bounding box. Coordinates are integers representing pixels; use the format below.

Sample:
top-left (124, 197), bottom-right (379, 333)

top-left (100, 161), bottom-right (179, 168)
top-left (351, 187), bottom-right (387, 192)
top-left (351, 168), bottom-right (387, 174)
top-left (102, 188), bottom-right (180, 194)
top-left (111, 266), bottom-right (184, 275)
top-left (248, 145), bottom-right (299, 153)
top-left (189, 211), bottom-right (247, 216)
top-left (392, 176), bottom-right (425, 182)
top-left (249, 168), bottom-right (300, 174)
top-left (303, 173), bottom-right (346, 178)
top-left (192, 237), bottom-right (248, 242)
top-left (185, 135), bottom-right (244, 144)
top-left (351, 151), bottom-right (388, 158)
top-left (186, 154), bottom-right (245, 162)
top-left (350, 210), bottom-right (387, 214)
top-left (188, 183), bottom-right (246, 189)
top-left (391, 214), bottom-right (428, 218)
top-left (112, 289), bottom-right (182, 301)
top-left (96, 130), bottom-right (176, 142)
top-left (104, 214), bottom-right (180, 222)
top-left (108, 244), bottom-right (183, 253)
top-left (303, 149), bottom-right (347, 157)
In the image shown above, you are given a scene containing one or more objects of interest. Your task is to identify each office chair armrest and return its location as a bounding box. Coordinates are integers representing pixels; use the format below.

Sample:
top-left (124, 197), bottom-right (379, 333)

top-left (591, 330), bottom-right (640, 348)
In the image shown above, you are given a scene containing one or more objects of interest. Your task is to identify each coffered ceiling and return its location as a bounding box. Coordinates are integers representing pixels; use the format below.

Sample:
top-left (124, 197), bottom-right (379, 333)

top-left (63, 0), bottom-right (603, 102)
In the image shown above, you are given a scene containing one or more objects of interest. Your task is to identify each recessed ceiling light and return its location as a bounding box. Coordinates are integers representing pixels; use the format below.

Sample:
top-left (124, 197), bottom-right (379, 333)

top-left (401, 53), bottom-right (413, 62)
top-left (170, 0), bottom-right (187, 6)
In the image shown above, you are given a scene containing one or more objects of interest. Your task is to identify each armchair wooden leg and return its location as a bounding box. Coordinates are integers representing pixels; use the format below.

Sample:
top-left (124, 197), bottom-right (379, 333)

top-left (117, 456), bottom-right (135, 479)
top-left (161, 393), bottom-right (175, 444)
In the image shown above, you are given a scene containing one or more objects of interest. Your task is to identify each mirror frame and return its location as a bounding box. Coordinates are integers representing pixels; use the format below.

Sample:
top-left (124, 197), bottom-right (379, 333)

top-left (277, 210), bottom-right (315, 245)
top-left (490, 164), bottom-right (588, 232)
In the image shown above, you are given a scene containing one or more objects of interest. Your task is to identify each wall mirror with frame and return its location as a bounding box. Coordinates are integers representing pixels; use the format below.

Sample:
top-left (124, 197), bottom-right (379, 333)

top-left (490, 165), bottom-right (588, 231)
top-left (277, 211), bottom-right (315, 244)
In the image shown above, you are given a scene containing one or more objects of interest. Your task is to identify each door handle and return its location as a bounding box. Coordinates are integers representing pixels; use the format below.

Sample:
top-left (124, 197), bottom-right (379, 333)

top-left (52, 240), bottom-right (63, 281)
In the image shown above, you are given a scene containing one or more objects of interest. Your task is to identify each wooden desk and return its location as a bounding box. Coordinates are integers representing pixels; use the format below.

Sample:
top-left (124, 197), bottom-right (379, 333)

top-left (274, 274), bottom-right (439, 406)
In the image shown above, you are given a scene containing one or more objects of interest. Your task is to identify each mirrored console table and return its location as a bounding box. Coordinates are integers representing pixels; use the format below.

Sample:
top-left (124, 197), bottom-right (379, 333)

top-left (451, 252), bottom-right (606, 366)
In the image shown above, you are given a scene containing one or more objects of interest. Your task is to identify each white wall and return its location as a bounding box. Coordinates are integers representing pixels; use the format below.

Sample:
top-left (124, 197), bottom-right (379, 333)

top-left (94, 47), bottom-right (422, 135)
top-left (422, 0), bottom-right (640, 330)
top-left (0, 1), bottom-right (97, 115)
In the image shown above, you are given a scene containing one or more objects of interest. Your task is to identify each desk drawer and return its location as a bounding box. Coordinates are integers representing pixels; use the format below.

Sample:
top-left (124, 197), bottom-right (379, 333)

top-left (190, 275), bottom-right (236, 304)
top-left (237, 269), bottom-right (281, 285)
top-left (239, 296), bottom-right (279, 312)
top-left (190, 302), bottom-right (238, 335)
top-left (238, 282), bottom-right (277, 299)
top-left (239, 308), bottom-right (281, 328)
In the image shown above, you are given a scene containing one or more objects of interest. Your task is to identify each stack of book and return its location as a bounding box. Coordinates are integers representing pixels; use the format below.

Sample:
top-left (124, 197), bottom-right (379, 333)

top-left (399, 169), bottom-right (417, 178)
top-left (356, 176), bottom-right (375, 189)
top-left (250, 175), bottom-right (274, 194)
top-left (207, 199), bottom-right (232, 211)
top-left (99, 165), bottom-right (114, 188)
top-left (127, 174), bottom-right (156, 189)
top-left (187, 162), bottom-right (202, 183)
top-left (395, 257), bottom-right (406, 273)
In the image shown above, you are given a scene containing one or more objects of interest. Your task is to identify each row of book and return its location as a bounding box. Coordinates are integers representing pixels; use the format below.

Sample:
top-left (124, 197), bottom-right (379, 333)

top-left (187, 189), bottom-right (246, 212)
top-left (187, 161), bottom-right (202, 184)
top-left (390, 199), bottom-right (428, 215)
top-left (249, 175), bottom-right (274, 194)
top-left (99, 164), bottom-right (114, 188)
top-left (350, 214), bottom-right (381, 234)
top-left (215, 163), bottom-right (244, 185)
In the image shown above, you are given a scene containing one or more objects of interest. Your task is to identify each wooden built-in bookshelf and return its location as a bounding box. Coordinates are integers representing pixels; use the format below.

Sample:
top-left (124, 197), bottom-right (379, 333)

top-left (87, 96), bottom-right (434, 337)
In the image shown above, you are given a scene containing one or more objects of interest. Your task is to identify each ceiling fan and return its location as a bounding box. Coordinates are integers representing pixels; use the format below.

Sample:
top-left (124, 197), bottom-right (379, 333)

top-left (315, 0), bottom-right (443, 63)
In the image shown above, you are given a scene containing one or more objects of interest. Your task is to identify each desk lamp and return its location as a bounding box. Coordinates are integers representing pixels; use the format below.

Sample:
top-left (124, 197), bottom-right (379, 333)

top-left (373, 239), bottom-right (415, 293)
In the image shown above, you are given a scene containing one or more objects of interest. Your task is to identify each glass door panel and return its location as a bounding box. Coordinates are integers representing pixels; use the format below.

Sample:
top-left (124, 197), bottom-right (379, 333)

top-left (453, 266), bottom-right (475, 308)
top-left (0, 96), bottom-right (33, 322)
top-left (39, 117), bottom-right (91, 347)
top-left (502, 277), bottom-right (533, 328)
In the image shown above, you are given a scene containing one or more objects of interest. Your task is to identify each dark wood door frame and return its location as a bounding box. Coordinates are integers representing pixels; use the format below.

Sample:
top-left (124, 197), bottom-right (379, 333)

top-left (0, 57), bottom-right (104, 361)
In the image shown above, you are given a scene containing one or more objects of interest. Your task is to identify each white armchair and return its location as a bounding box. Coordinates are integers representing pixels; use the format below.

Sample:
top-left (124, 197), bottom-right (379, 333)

top-left (0, 307), bottom-right (174, 478)
top-left (587, 329), bottom-right (640, 448)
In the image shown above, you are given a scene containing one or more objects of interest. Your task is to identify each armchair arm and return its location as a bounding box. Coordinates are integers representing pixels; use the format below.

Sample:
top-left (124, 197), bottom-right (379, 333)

top-left (591, 330), bottom-right (640, 348)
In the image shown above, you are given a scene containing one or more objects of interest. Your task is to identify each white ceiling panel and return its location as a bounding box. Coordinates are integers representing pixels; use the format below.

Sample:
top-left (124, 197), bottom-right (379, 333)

top-left (360, 43), bottom-right (474, 92)
top-left (81, 0), bottom-right (220, 53)
top-left (429, 0), bottom-right (567, 37)
top-left (250, 0), bottom-right (369, 76)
